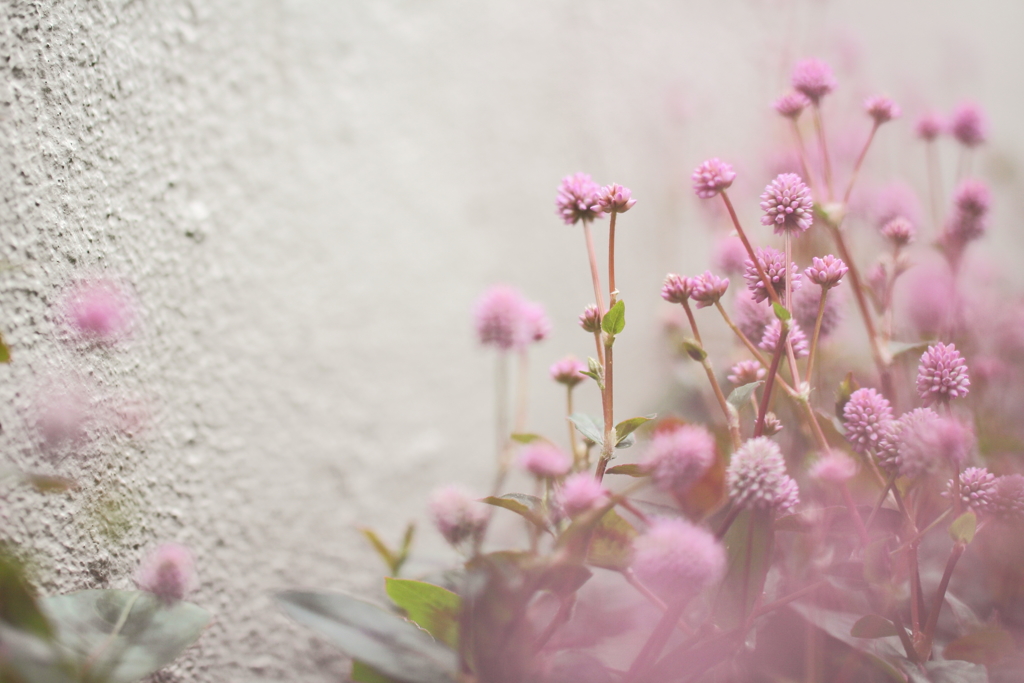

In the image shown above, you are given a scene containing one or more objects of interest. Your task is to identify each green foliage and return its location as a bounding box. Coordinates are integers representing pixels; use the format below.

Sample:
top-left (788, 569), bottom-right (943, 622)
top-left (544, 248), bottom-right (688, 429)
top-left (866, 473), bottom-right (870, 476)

top-left (567, 413), bottom-right (603, 446)
top-left (602, 300), bottom-right (625, 336)
top-left (480, 493), bottom-right (549, 531)
top-left (352, 660), bottom-right (399, 683)
top-left (0, 331), bottom-right (10, 363)
top-left (384, 579), bottom-right (461, 649)
top-left (680, 338), bottom-right (707, 362)
top-left (726, 381), bottom-right (762, 411)
top-left (613, 414), bottom-right (656, 445)
top-left (584, 508), bottom-right (637, 571)
top-left (361, 524), bottom-right (415, 576)
top-left (603, 464), bottom-right (648, 477)
top-left (949, 510), bottom-right (977, 544)
top-left (772, 302), bottom-right (791, 321)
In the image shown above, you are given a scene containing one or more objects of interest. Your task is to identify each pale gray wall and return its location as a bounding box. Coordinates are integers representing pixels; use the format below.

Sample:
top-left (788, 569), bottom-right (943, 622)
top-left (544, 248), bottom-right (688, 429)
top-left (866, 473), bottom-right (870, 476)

top-left (2, 1), bottom-right (1022, 680)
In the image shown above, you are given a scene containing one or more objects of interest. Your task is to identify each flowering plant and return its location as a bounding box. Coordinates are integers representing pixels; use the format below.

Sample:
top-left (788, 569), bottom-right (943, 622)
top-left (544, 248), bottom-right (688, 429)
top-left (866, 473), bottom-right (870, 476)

top-left (278, 58), bottom-right (1024, 682)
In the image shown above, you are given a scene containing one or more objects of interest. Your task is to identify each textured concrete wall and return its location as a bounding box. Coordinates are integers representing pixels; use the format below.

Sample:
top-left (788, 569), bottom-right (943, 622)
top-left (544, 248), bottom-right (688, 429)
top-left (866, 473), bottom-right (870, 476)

top-left (2, 1), bottom-right (1022, 680)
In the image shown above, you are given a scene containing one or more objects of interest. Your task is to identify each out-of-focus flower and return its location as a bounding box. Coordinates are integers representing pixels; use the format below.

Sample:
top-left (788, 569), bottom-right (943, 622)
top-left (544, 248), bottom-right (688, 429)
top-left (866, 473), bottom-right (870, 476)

top-left (793, 286), bottom-right (842, 339)
top-left (519, 443), bottom-right (572, 479)
top-left (556, 173), bottom-right (604, 225)
top-left (692, 159), bottom-right (737, 199)
top-left (759, 319), bottom-right (809, 358)
top-left (993, 474), bottom-right (1024, 520)
top-left (35, 388), bottom-right (89, 452)
top-left (760, 174), bottom-right (814, 235)
top-left (136, 543), bottom-right (196, 604)
top-left (522, 302), bottom-right (550, 343)
top-left (774, 91), bottom-right (811, 119)
top-left (595, 183), bottom-right (636, 214)
top-left (809, 450), bottom-right (858, 484)
top-left (949, 101), bottom-right (987, 147)
top-left (474, 286), bottom-right (527, 350)
top-left (643, 425), bottom-right (716, 494)
top-left (728, 360), bottom-right (765, 386)
top-left (864, 96), bottom-right (901, 124)
top-left (713, 235), bottom-right (748, 276)
top-left (734, 288), bottom-right (773, 341)
top-left (916, 343), bottom-right (970, 406)
top-left (632, 517), bottom-right (726, 601)
top-left (549, 356), bottom-right (587, 387)
top-left (871, 182), bottom-right (922, 230)
top-left (579, 304), bottom-right (601, 333)
top-left (726, 437), bottom-right (799, 513)
top-left (690, 271), bottom-right (729, 309)
top-left (791, 58), bottom-right (836, 102)
top-left (661, 274), bottom-right (696, 304)
top-left (558, 474), bottom-right (607, 518)
top-left (843, 387), bottom-right (893, 454)
top-left (804, 255), bottom-right (848, 289)
top-left (881, 217), bottom-right (915, 247)
top-left (915, 112), bottom-right (944, 141)
top-left (743, 247), bottom-right (802, 304)
top-left (944, 179), bottom-right (991, 248)
top-left (64, 280), bottom-right (133, 343)
top-left (894, 407), bottom-right (943, 478)
top-left (430, 485), bottom-right (488, 547)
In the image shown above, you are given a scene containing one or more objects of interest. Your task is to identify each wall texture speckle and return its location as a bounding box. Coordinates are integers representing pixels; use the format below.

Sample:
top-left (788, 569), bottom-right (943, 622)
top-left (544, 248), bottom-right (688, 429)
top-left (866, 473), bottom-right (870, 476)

top-left (2, 1), bottom-right (1022, 680)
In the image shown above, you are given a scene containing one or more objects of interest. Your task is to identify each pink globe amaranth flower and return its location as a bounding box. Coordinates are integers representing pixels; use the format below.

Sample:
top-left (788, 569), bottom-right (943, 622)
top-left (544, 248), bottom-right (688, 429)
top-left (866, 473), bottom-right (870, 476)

top-left (804, 255), bottom-right (848, 289)
top-left (791, 58), bottom-right (836, 102)
top-left (713, 235), bottom-right (748, 276)
top-left (953, 179), bottom-right (991, 218)
top-left (549, 356), bottom-right (587, 387)
top-left (993, 474), bottom-right (1024, 520)
top-left (762, 412), bottom-right (784, 436)
top-left (430, 484), bottom-right (488, 547)
top-left (64, 280), bottom-right (133, 342)
top-left (556, 173), bottom-right (604, 225)
top-left (578, 304), bottom-right (601, 333)
top-left (916, 342), bottom-right (970, 406)
top-left (690, 271), bottom-right (729, 309)
top-left (792, 286), bottom-right (842, 340)
top-left (519, 443), bottom-right (572, 479)
top-left (474, 286), bottom-right (526, 350)
top-left (728, 360), bottom-right (765, 386)
top-left (759, 319), bottom-right (809, 358)
top-left (810, 450), bottom-right (858, 484)
top-left (946, 467), bottom-right (997, 515)
top-left (842, 387), bottom-right (893, 454)
top-left (875, 420), bottom-right (901, 474)
top-left (135, 543), bottom-right (196, 604)
top-left (881, 217), bottom-right (915, 247)
top-left (726, 437), bottom-right (799, 513)
top-left (949, 101), bottom-right (987, 147)
top-left (558, 473), bottom-right (607, 518)
top-left (692, 158), bottom-right (736, 199)
top-left (734, 288), bottom-right (772, 341)
top-left (661, 273), bottom-right (696, 304)
top-left (743, 247), bottom-right (802, 304)
top-left (643, 425), bottom-right (716, 494)
top-left (894, 407), bottom-right (943, 479)
top-left (632, 517), bottom-right (726, 601)
top-left (871, 182), bottom-right (922, 230)
top-left (595, 183), bottom-right (636, 214)
top-left (864, 95), bottom-right (901, 124)
top-left (522, 302), bottom-right (551, 343)
top-left (915, 112), bottom-right (944, 141)
top-left (945, 178), bottom-right (991, 246)
top-left (774, 91), bottom-right (811, 119)
top-left (760, 174), bottom-right (814, 235)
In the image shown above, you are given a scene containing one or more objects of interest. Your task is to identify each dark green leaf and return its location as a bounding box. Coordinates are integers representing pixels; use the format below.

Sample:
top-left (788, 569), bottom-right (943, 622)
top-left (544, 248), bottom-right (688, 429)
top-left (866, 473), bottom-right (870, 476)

top-left (567, 414), bottom-right (604, 446)
top-left (772, 302), bottom-right (791, 321)
top-left (602, 300), bottom-right (625, 336)
top-left (384, 579), bottom-right (460, 649)
top-left (276, 591), bottom-right (457, 683)
top-left (361, 528), bottom-right (399, 574)
top-left (585, 508), bottom-right (637, 571)
top-left (726, 381), bottom-right (763, 410)
top-left (949, 510), bottom-right (977, 544)
top-left (352, 660), bottom-right (399, 683)
top-left (603, 464), bottom-right (648, 478)
top-left (42, 590), bottom-right (210, 683)
top-left (851, 614), bottom-right (899, 638)
top-left (538, 564), bottom-right (592, 597)
top-left (944, 626), bottom-right (1016, 665)
top-left (480, 494), bottom-right (549, 531)
top-left (681, 338), bottom-right (706, 362)
top-left (0, 546), bottom-right (53, 639)
top-left (715, 509), bottom-right (774, 629)
top-left (614, 414), bottom-right (656, 445)
top-left (616, 433), bottom-right (636, 449)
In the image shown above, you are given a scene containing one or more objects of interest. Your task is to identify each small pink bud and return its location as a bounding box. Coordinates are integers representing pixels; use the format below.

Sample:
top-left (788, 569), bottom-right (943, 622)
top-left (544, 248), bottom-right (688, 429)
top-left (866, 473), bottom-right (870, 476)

top-left (916, 343), bottom-right (970, 406)
top-left (558, 473), bottom-right (607, 518)
top-left (518, 443), bottom-right (571, 479)
top-left (578, 304), bottom-right (601, 333)
top-left (915, 112), bottom-right (944, 141)
top-left (689, 271), bottom-right (729, 309)
top-left (864, 96), bottom-right (901, 124)
top-left (804, 255), bottom-right (848, 289)
top-left (949, 101), bottom-right (987, 147)
top-left (135, 543), bottom-right (196, 604)
top-left (728, 360), bottom-right (765, 386)
top-left (549, 356), bottom-right (587, 387)
top-left (691, 159), bottom-right (736, 199)
top-left (809, 450), bottom-right (858, 484)
top-left (760, 174), bottom-right (814, 235)
top-left (791, 58), bottom-right (836, 102)
top-left (773, 91), bottom-right (811, 119)
top-left (595, 183), bottom-right (636, 214)
top-left (661, 274), bottom-right (695, 304)
top-left (632, 517), bottom-right (725, 601)
top-left (429, 485), bottom-right (488, 547)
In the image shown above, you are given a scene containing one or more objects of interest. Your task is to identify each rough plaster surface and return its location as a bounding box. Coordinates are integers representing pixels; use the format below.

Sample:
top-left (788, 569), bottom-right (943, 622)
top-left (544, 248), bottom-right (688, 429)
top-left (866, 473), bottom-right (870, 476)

top-left (1, 1), bottom-right (1022, 680)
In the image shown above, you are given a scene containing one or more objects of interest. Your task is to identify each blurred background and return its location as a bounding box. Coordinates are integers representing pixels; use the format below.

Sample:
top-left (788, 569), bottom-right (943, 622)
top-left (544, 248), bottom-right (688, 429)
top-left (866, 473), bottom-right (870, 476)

top-left (2, 0), bottom-right (1023, 679)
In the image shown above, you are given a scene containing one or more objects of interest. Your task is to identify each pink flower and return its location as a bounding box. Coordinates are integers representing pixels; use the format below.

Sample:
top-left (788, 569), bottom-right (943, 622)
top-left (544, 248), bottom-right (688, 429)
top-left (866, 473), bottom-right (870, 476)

top-left (915, 112), bottom-right (944, 141)
top-left (759, 319), bottom-right (809, 358)
top-left (993, 475), bottom-right (1024, 520)
top-left (692, 159), bottom-right (736, 199)
top-left (760, 174), bottom-right (814, 235)
top-left (842, 388), bottom-right (893, 454)
top-left (519, 443), bottom-right (571, 479)
top-left (728, 360), bottom-right (765, 386)
top-left (864, 96), bottom-right (901, 124)
top-left (793, 286), bottom-right (842, 339)
top-left (871, 182), bottom-right (921, 230)
top-left (774, 91), bottom-right (811, 119)
top-left (474, 286), bottom-right (527, 350)
top-left (791, 58), bottom-right (836, 102)
top-left (690, 271), bottom-right (729, 309)
top-left (952, 179), bottom-right (991, 218)
top-left (734, 288), bottom-right (772, 342)
top-left (632, 517), bottom-right (726, 601)
top-left (726, 437), bottom-right (799, 513)
top-left (549, 356), bottom-right (587, 387)
top-left (881, 217), bottom-right (915, 247)
top-left (809, 451), bottom-right (858, 484)
top-left (522, 302), bottom-right (551, 343)
top-left (136, 543), bottom-right (196, 604)
top-left (949, 101), bottom-right (987, 147)
top-left (916, 342), bottom-right (970, 406)
top-left (556, 173), bottom-right (604, 225)
top-left (558, 473), bottom-right (607, 518)
top-left (804, 255), bottom-right (848, 289)
top-left (661, 273), bottom-right (696, 304)
top-left (946, 467), bottom-right (997, 515)
top-left (712, 235), bottom-right (748, 276)
top-left (643, 425), bottom-right (716, 494)
top-left (894, 408), bottom-right (943, 478)
top-left (743, 247), bottom-right (802, 304)
top-left (35, 388), bottom-right (88, 452)
top-left (595, 183), bottom-right (636, 214)
top-left (579, 304), bottom-right (601, 333)
top-left (429, 485), bottom-right (488, 547)
top-left (64, 280), bottom-right (133, 342)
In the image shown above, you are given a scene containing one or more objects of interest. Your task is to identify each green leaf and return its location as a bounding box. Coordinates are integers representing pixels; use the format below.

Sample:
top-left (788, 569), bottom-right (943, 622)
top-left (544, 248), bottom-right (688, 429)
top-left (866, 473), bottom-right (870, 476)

top-left (949, 510), bottom-right (977, 544)
top-left (0, 623), bottom-right (77, 683)
top-left (680, 338), bottom-right (706, 362)
top-left (352, 660), bottom-right (400, 683)
top-left (602, 300), bottom-right (625, 336)
top-left (567, 413), bottom-right (604, 446)
top-left (276, 591), bottom-right (457, 683)
top-left (0, 332), bottom-right (10, 363)
top-left (603, 464), bottom-right (649, 478)
top-left (0, 545), bottom-right (54, 640)
top-left (944, 626), bottom-right (1016, 665)
top-left (480, 494), bottom-right (549, 531)
top-left (361, 528), bottom-right (399, 574)
top-left (384, 579), bottom-right (461, 649)
top-left (715, 509), bottom-right (774, 630)
top-left (726, 381), bottom-right (763, 410)
top-left (585, 508), bottom-right (637, 571)
top-left (851, 614), bottom-right (899, 638)
top-left (510, 433), bottom-right (548, 444)
top-left (772, 302), bottom-right (791, 321)
top-left (42, 590), bottom-right (210, 683)
top-left (614, 414), bottom-right (656, 445)
top-left (887, 340), bottom-right (932, 360)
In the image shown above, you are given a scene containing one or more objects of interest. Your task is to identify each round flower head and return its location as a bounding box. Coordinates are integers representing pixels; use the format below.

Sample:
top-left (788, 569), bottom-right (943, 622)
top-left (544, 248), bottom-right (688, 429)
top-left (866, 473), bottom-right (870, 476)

top-left (632, 517), bottom-right (726, 602)
top-left (34, 388), bottom-right (88, 452)
top-left (430, 484), bottom-right (488, 547)
top-left (690, 271), bottom-right (729, 309)
top-left (932, 416), bottom-right (975, 469)
top-left (579, 304), bottom-right (601, 334)
top-left (135, 543), bottom-right (196, 604)
top-left (759, 319), bottom-right (809, 358)
top-left (871, 182), bottom-right (922, 230)
top-left (556, 173), bottom-right (604, 225)
top-left (643, 425), bottom-right (716, 494)
top-left (875, 420), bottom-right (901, 474)
top-left (953, 179), bottom-right (991, 218)
top-left (692, 158), bottom-right (736, 199)
top-left (595, 183), bottom-right (636, 214)
top-left (760, 174), bottom-right (814, 235)
top-left (810, 450), bottom-right (858, 484)
top-left (946, 467), bottom-right (997, 515)
top-left (713, 235), bottom-right (748, 276)
top-left (993, 474), bottom-right (1024, 520)
top-left (915, 112), bottom-right (944, 141)
top-left (64, 280), bottom-right (133, 343)
top-left (916, 343), bottom-right (970, 406)
top-left (734, 288), bottom-right (772, 341)
top-left (791, 58), bottom-right (836, 102)
top-left (519, 443), bottom-right (571, 479)
top-left (881, 217), bottom-right (915, 247)
top-left (793, 286), bottom-right (842, 339)
top-left (474, 286), bottom-right (527, 350)
top-left (864, 96), bottom-right (901, 124)
top-left (726, 437), bottom-right (799, 513)
top-left (774, 91), bottom-right (811, 119)
top-left (842, 388), bottom-right (894, 454)
top-left (661, 273), bottom-right (696, 304)
top-left (804, 255), bottom-right (848, 289)
top-left (522, 302), bottom-right (550, 343)
top-left (558, 473), bottom-right (607, 518)
top-left (549, 356), bottom-right (587, 387)
top-left (894, 408), bottom-right (943, 479)
top-left (728, 360), bottom-right (765, 386)
top-left (949, 101), bottom-right (987, 147)
top-left (744, 247), bottom-right (802, 304)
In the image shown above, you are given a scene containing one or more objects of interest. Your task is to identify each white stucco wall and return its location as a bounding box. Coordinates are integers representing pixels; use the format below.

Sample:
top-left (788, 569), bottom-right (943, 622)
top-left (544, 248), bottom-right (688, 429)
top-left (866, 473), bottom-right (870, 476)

top-left (2, 1), bottom-right (1023, 680)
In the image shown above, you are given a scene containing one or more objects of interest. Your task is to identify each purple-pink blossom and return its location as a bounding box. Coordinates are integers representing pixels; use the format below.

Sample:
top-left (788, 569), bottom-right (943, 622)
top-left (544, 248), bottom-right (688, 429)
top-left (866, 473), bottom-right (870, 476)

top-left (690, 271), bottom-right (729, 309)
top-left (474, 286), bottom-right (548, 351)
top-left (726, 437), bottom-right (799, 513)
top-left (519, 443), bottom-right (572, 479)
top-left (791, 58), bottom-right (836, 102)
top-left (556, 173), bottom-right (604, 225)
top-left (643, 425), bottom-right (716, 494)
top-left (793, 286), bottom-right (842, 339)
top-left (947, 467), bottom-right (997, 515)
top-left (661, 273), bottom-right (696, 304)
top-left (915, 112), bottom-right (944, 141)
top-left (864, 96), bottom-right (901, 124)
top-left (632, 517), bottom-right (726, 601)
top-left (804, 255), bottom-right (848, 289)
top-left (759, 319), bottom-right (809, 358)
top-left (734, 288), bottom-right (772, 341)
top-left (64, 280), bottom-right (133, 343)
top-left (881, 217), bottom-right (915, 247)
top-left (949, 101), bottom-right (987, 147)
top-left (579, 304), bottom-right (601, 333)
top-left (916, 342), bottom-right (970, 406)
top-left (429, 484), bottom-right (488, 547)
top-left (713, 235), bottom-right (748, 276)
top-left (743, 247), bottom-right (802, 304)
top-left (549, 356), bottom-right (587, 387)
top-left (595, 183), bottom-right (636, 214)
top-left (809, 450), bottom-right (858, 484)
top-left (692, 159), bottom-right (736, 199)
top-left (842, 387), bottom-right (893, 453)
top-left (728, 360), bottom-right (765, 386)
top-left (558, 473), bottom-right (607, 518)
top-left (760, 174), bottom-right (814, 235)
top-left (894, 408), bottom-right (944, 478)
top-left (993, 475), bottom-right (1024, 520)
top-left (774, 91), bottom-right (811, 119)
top-left (136, 543), bottom-right (196, 604)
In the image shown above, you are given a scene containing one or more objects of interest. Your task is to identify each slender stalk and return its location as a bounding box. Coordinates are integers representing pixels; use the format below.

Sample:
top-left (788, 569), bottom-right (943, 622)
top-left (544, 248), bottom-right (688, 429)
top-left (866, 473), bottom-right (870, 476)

top-left (790, 119), bottom-right (818, 198)
top-left (622, 569), bottom-right (695, 635)
top-left (680, 300), bottom-right (703, 346)
top-left (488, 353), bottom-right (511, 498)
top-left (625, 597), bottom-right (689, 683)
top-left (720, 191), bottom-right (783, 307)
top-left (593, 329), bottom-right (605, 368)
top-left (840, 481), bottom-right (870, 546)
top-left (715, 301), bottom-right (767, 365)
top-left (812, 102), bottom-right (834, 201)
top-left (890, 507), bottom-right (953, 557)
top-left (805, 288), bottom-right (829, 380)
top-left (534, 595), bottom-right (575, 652)
top-left (926, 141), bottom-right (943, 235)
top-left (756, 328), bottom-right (788, 437)
top-left (842, 123), bottom-right (879, 206)
top-left (582, 220), bottom-right (606, 316)
top-left (681, 301), bottom-right (740, 448)
top-left (784, 232), bottom-right (802, 388)
top-left (921, 543), bottom-right (966, 658)
top-left (596, 340), bottom-right (614, 483)
top-left (865, 473), bottom-right (895, 531)
top-left (715, 503), bottom-right (741, 540)
top-left (608, 212), bottom-right (618, 302)
top-left (514, 350), bottom-right (529, 435)
top-left (567, 386), bottom-right (582, 468)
